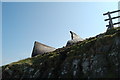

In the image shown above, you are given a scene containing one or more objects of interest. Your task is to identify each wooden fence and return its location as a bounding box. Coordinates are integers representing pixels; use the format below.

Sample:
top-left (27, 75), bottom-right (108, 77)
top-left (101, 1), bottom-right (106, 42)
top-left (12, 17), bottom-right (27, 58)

top-left (103, 10), bottom-right (120, 29)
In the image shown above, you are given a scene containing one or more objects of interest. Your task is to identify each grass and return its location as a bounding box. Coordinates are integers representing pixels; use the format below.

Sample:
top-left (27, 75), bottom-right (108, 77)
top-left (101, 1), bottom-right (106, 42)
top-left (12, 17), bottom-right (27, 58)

top-left (1, 27), bottom-right (120, 78)
top-left (2, 27), bottom-right (120, 67)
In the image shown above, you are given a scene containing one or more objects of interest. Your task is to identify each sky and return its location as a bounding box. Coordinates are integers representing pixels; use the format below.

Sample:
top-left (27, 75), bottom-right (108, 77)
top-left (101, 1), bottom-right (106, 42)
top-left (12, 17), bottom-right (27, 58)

top-left (0, 2), bottom-right (2, 66)
top-left (2, 2), bottom-right (118, 66)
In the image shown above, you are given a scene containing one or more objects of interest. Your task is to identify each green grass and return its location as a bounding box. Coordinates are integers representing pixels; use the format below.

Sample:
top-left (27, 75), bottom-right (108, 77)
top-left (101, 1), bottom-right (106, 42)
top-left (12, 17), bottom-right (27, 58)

top-left (2, 27), bottom-right (120, 67)
top-left (1, 27), bottom-right (120, 78)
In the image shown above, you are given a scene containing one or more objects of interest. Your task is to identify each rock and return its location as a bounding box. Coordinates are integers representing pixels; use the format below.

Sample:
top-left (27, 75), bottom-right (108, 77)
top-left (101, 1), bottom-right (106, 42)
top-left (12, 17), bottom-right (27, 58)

top-left (0, 67), bottom-right (2, 80)
top-left (1, 27), bottom-right (120, 79)
top-left (32, 41), bottom-right (56, 57)
top-left (66, 31), bottom-right (84, 46)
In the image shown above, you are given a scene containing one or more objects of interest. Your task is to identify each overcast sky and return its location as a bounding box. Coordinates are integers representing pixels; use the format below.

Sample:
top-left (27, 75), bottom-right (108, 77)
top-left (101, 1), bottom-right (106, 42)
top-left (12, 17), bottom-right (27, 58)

top-left (2, 2), bottom-right (118, 66)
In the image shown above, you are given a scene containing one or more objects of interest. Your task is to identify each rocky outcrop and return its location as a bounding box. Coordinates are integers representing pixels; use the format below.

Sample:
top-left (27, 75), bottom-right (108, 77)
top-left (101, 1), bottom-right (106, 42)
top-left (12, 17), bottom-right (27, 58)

top-left (32, 41), bottom-right (56, 57)
top-left (1, 27), bottom-right (120, 79)
top-left (32, 31), bottom-right (83, 57)
top-left (66, 31), bottom-right (84, 46)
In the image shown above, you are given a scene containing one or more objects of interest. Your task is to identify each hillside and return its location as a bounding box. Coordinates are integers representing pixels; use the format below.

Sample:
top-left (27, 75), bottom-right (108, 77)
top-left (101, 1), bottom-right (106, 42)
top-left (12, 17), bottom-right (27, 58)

top-left (2, 27), bottom-right (120, 79)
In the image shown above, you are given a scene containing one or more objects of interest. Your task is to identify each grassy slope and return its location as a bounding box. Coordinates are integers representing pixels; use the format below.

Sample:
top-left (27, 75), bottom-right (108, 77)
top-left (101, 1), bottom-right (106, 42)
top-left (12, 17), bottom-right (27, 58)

top-left (2, 27), bottom-right (120, 78)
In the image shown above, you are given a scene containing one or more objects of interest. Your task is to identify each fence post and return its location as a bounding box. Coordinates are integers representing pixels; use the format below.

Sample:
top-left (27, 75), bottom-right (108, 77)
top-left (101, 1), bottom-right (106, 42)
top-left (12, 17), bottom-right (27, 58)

top-left (107, 12), bottom-right (114, 29)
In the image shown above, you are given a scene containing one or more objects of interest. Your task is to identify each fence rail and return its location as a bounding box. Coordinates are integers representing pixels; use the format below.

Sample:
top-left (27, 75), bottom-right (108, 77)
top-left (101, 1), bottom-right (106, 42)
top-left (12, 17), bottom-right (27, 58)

top-left (103, 10), bottom-right (120, 15)
top-left (103, 10), bottom-right (120, 29)
top-left (105, 16), bottom-right (120, 21)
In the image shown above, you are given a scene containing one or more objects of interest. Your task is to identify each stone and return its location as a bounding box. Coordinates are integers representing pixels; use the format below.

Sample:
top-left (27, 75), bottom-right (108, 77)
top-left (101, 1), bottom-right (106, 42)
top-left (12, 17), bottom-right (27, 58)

top-left (66, 31), bottom-right (84, 46)
top-left (31, 41), bottom-right (56, 57)
top-left (2, 27), bottom-right (120, 79)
